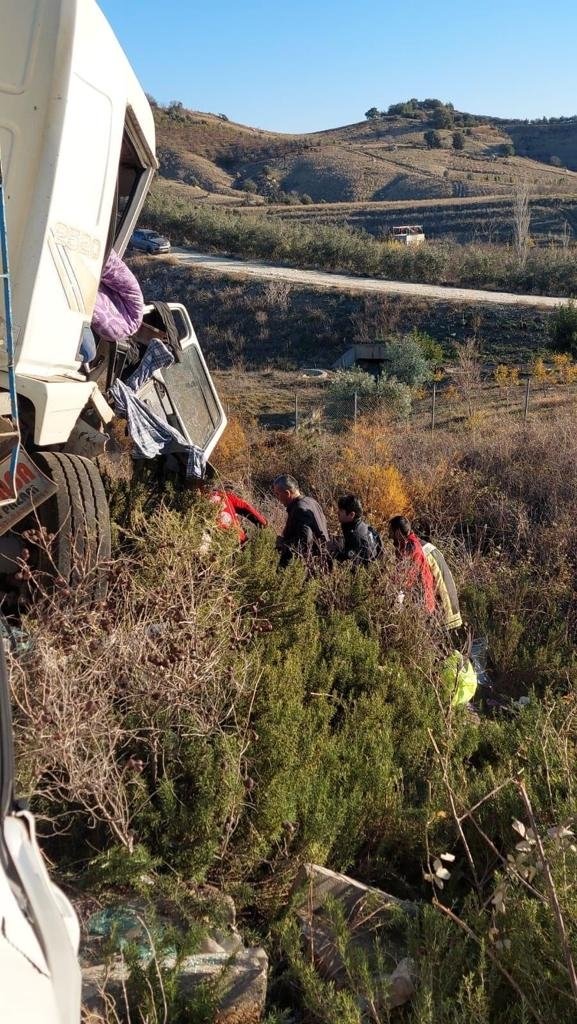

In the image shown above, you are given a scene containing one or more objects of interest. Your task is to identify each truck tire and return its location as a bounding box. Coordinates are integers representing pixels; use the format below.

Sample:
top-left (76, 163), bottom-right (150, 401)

top-left (29, 452), bottom-right (111, 601)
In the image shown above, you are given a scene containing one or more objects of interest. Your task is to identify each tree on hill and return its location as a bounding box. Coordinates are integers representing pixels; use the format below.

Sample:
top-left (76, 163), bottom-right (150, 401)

top-left (387, 101), bottom-right (415, 117)
top-left (365, 107), bottom-right (380, 120)
top-left (432, 106), bottom-right (454, 129)
top-left (452, 131), bottom-right (465, 150)
top-left (424, 129), bottom-right (443, 149)
top-left (503, 142), bottom-right (515, 157)
top-left (550, 155), bottom-right (564, 167)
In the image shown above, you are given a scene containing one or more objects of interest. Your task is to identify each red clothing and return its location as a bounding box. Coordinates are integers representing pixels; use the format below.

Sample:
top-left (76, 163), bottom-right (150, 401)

top-left (209, 490), bottom-right (267, 544)
top-left (400, 531), bottom-right (436, 613)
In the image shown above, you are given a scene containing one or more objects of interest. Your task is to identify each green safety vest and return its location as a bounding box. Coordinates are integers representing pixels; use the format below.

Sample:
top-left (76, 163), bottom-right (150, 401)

top-left (441, 651), bottom-right (478, 707)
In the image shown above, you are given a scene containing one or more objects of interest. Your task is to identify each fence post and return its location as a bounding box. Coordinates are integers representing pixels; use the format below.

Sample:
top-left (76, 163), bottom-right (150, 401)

top-left (523, 377), bottom-right (530, 422)
top-left (431, 382), bottom-right (437, 433)
top-left (294, 392), bottom-right (299, 432)
top-left (353, 391), bottom-right (358, 429)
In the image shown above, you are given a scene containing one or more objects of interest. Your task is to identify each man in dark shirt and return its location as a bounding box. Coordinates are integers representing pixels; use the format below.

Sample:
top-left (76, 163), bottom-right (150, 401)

top-left (273, 474), bottom-right (329, 568)
top-left (334, 494), bottom-right (382, 566)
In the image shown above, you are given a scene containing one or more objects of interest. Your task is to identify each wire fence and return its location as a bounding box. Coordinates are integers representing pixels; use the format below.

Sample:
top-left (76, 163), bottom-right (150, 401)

top-left (228, 380), bottom-right (577, 435)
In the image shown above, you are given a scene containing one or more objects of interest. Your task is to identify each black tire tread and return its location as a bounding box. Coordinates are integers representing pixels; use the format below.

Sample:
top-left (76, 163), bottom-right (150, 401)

top-left (28, 452), bottom-right (111, 600)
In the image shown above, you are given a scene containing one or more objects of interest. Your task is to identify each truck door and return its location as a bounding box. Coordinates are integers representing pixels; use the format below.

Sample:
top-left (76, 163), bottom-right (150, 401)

top-left (137, 303), bottom-right (227, 460)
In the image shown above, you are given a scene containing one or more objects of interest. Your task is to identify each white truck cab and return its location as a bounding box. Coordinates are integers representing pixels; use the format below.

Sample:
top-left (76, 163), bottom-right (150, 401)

top-left (0, 641), bottom-right (82, 1024)
top-left (0, 0), bottom-right (226, 586)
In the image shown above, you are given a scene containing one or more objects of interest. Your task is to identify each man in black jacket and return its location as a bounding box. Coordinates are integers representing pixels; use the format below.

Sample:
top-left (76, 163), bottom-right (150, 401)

top-left (334, 494), bottom-right (382, 566)
top-left (273, 474), bottom-right (330, 568)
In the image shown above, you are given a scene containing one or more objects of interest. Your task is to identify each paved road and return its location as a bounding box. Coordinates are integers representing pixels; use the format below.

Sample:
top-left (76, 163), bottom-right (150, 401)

top-left (169, 248), bottom-right (569, 309)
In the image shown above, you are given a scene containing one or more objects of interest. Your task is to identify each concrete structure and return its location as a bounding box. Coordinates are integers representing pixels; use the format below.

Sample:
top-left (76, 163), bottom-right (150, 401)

top-left (333, 342), bottom-right (388, 376)
top-left (390, 225), bottom-right (425, 245)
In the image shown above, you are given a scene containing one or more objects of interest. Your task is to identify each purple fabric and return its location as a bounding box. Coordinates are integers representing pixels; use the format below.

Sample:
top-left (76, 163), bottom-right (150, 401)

top-left (91, 249), bottom-right (144, 342)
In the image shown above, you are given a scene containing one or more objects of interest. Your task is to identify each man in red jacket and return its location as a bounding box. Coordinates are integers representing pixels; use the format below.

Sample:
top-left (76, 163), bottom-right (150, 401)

top-left (388, 515), bottom-right (436, 614)
top-left (208, 488), bottom-right (267, 544)
top-left (199, 464), bottom-right (267, 545)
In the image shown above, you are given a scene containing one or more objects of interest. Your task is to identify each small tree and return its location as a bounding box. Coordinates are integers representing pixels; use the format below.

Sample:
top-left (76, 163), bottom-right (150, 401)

top-left (382, 336), bottom-right (433, 387)
top-left (432, 106), bottom-right (454, 129)
top-left (513, 180), bottom-right (531, 268)
top-left (452, 131), bottom-right (465, 150)
top-left (494, 364), bottom-right (520, 405)
top-left (453, 339), bottom-right (482, 417)
top-left (502, 142), bottom-right (515, 157)
top-left (242, 178), bottom-right (258, 194)
top-left (365, 107), bottom-right (380, 120)
top-left (410, 328), bottom-right (443, 366)
top-left (424, 130), bottom-right (443, 149)
top-left (531, 355), bottom-right (551, 386)
top-left (549, 301), bottom-right (577, 357)
top-left (167, 100), bottom-right (184, 119)
top-left (550, 155), bottom-right (563, 167)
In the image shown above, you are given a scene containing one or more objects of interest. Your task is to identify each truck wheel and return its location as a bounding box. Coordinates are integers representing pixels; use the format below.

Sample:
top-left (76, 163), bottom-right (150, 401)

top-left (28, 452), bottom-right (111, 601)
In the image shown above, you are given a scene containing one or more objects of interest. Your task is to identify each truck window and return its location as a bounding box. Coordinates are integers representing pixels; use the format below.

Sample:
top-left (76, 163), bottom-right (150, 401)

top-left (106, 122), bottom-right (148, 255)
top-left (163, 345), bottom-right (222, 450)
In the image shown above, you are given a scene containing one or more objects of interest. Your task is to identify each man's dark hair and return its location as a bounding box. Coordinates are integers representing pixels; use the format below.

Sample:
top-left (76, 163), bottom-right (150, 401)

top-left (338, 494), bottom-right (363, 517)
top-left (389, 514), bottom-right (411, 535)
top-left (273, 474), bottom-right (300, 493)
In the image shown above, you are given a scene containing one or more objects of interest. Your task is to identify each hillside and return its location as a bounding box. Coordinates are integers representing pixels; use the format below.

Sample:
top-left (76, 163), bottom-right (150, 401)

top-left (153, 103), bottom-right (577, 211)
top-left (250, 193), bottom-right (577, 244)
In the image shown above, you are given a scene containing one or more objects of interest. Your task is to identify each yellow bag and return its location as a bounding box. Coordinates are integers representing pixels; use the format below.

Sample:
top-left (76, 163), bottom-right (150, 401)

top-left (441, 651), bottom-right (478, 707)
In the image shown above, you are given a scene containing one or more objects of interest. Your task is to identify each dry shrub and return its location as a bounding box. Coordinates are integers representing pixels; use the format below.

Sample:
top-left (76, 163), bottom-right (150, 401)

top-left (335, 416), bottom-right (411, 526)
top-left (212, 415), bottom-right (251, 481)
top-left (249, 427), bottom-right (338, 505)
top-left (12, 506), bottom-right (257, 859)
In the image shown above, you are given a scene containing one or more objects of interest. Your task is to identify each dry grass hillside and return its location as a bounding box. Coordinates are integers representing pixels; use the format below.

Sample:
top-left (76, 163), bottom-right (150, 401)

top-left (154, 104), bottom-right (577, 209)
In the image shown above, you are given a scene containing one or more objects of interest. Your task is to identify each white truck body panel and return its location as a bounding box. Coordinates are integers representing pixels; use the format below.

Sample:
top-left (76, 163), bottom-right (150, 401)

top-left (0, 0), bottom-right (156, 440)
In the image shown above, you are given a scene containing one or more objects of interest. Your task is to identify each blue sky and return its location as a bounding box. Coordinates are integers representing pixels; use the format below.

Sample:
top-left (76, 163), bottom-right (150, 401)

top-left (99, 0), bottom-right (577, 133)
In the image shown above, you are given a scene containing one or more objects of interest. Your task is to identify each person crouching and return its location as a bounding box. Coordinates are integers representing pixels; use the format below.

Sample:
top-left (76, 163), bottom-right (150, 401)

top-left (334, 494), bottom-right (382, 566)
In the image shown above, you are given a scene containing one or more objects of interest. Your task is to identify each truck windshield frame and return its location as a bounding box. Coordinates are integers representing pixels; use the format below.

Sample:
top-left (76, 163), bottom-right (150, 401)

top-left (160, 341), bottom-right (223, 452)
top-left (108, 108), bottom-right (156, 257)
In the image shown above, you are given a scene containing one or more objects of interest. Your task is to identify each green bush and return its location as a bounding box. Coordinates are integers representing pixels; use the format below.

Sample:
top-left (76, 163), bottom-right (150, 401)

top-left (424, 129), bottom-right (443, 149)
top-left (328, 367), bottom-right (413, 419)
top-left (549, 300), bottom-right (577, 355)
top-left (382, 336), bottom-right (434, 387)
